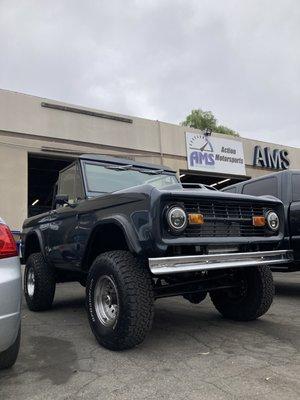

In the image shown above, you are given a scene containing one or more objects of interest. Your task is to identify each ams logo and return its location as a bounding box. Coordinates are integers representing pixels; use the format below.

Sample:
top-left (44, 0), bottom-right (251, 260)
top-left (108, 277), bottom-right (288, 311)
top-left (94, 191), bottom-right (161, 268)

top-left (188, 134), bottom-right (215, 167)
top-left (253, 146), bottom-right (290, 170)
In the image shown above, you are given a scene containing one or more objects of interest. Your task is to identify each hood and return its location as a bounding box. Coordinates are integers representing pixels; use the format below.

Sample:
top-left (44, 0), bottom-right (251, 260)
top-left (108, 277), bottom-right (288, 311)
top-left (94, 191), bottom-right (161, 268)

top-left (101, 183), bottom-right (283, 206)
top-left (155, 186), bottom-right (283, 205)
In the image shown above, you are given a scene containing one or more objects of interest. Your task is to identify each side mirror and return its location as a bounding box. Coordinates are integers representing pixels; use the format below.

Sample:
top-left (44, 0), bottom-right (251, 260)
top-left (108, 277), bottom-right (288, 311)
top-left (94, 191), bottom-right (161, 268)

top-left (55, 194), bottom-right (69, 207)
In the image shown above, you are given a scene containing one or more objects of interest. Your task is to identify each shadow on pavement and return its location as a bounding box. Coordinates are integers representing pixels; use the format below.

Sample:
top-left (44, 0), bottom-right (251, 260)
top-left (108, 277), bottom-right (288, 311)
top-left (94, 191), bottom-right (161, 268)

top-left (275, 281), bottom-right (300, 297)
top-left (51, 296), bottom-right (86, 311)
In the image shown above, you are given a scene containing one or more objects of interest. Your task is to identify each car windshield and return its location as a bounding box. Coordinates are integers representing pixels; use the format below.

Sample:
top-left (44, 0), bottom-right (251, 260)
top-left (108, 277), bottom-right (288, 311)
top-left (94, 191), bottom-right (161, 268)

top-left (83, 162), bottom-right (181, 194)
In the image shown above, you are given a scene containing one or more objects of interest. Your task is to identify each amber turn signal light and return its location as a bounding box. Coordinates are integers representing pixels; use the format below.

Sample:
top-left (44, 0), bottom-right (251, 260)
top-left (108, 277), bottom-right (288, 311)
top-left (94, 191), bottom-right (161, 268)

top-left (252, 216), bottom-right (266, 227)
top-left (188, 213), bottom-right (204, 225)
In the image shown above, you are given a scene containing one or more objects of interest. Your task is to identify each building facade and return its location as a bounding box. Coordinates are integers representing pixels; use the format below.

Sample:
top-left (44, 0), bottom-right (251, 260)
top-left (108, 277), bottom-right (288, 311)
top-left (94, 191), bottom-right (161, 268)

top-left (0, 88), bottom-right (299, 231)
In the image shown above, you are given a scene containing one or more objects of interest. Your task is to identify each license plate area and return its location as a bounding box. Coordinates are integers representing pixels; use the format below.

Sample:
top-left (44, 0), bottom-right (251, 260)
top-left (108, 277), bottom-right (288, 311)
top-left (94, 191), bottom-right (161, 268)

top-left (206, 245), bottom-right (239, 254)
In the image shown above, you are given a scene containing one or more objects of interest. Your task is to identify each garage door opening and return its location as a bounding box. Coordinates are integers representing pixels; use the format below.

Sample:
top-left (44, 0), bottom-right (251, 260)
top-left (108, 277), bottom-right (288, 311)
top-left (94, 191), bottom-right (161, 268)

top-left (28, 154), bottom-right (73, 217)
top-left (179, 170), bottom-right (250, 190)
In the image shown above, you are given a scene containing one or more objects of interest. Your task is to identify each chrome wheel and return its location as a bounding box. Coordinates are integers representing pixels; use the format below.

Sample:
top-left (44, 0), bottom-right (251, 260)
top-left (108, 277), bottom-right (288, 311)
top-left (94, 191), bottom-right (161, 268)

top-left (94, 275), bottom-right (119, 327)
top-left (27, 267), bottom-right (35, 297)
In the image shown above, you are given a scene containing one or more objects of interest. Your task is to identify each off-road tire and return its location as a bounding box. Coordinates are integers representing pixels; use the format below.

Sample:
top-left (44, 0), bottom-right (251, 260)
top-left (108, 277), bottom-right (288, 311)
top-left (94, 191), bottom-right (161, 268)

top-left (86, 250), bottom-right (154, 351)
top-left (24, 252), bottom-right (56, 311)
top-left (210, 266), bottom-right (274, 321)
top-left (0, 326), bottom-right (21, 370)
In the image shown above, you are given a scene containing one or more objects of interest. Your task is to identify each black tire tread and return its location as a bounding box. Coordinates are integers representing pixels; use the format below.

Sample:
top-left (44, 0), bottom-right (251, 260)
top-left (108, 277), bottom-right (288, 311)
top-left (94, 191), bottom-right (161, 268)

top-left (24, 252), bottom-right (56, 311)
top-left (87, 250), bottom-right (154, 350)
top-left (210, 266), bottom-right (274, 321)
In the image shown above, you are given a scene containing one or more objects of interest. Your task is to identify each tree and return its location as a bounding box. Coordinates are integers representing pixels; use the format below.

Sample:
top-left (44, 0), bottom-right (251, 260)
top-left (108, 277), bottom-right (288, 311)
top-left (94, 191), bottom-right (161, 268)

top-left (181, 109), bottom-right (216, 131)
top-left (181, 108), bottom-right (239, 137)
top-left (214, 125), bottom-right (238, 137)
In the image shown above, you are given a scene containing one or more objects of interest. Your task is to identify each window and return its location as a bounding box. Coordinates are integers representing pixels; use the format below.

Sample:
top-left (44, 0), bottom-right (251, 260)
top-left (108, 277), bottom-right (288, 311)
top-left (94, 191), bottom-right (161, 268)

top-left (83, 162), bottom-right (180, 195)
top-left (58, 163), bottom-right (85, 203)
top-left (242, 177), bottom-right (278, 197)
top-left (58, 165), bottom-right (76, 200)
top-left (74, 164), bottom-right (85, 200)
top-left (292, 174), bottom-right (300, 201)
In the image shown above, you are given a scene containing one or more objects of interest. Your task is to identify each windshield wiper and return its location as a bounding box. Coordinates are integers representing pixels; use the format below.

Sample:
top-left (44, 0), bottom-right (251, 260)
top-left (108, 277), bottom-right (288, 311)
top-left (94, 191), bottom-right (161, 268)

top-left (104, 164), bottom-right (164, 175)
top-left (138, 169), bottom-right (164, 175)
top-left (105, 164), bottom-right (133, 171)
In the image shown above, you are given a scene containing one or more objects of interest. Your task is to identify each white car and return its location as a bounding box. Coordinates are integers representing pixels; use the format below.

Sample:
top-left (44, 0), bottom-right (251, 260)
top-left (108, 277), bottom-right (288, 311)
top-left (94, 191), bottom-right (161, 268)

top-left (0, 218), bottom-right (21, 369)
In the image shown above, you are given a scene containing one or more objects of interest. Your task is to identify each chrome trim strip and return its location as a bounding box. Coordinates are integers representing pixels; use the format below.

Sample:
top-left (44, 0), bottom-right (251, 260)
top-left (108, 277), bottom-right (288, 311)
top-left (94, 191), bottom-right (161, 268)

top-left (149, 250), bottom-right (293, 275)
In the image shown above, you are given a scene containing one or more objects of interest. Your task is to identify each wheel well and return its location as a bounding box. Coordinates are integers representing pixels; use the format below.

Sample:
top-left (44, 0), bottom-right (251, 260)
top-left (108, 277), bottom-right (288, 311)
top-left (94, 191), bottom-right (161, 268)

top-left (24, 233), bottom-right (41, 262)
top-left (83, 223), bottom-right (129, 270)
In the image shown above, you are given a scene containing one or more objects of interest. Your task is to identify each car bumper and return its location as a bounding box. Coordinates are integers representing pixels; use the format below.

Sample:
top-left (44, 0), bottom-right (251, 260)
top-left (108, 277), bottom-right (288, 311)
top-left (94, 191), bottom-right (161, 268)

top-left (0, 256), bottom-right (22, 352)
top-left (149, 250), bottom-right (293, 275)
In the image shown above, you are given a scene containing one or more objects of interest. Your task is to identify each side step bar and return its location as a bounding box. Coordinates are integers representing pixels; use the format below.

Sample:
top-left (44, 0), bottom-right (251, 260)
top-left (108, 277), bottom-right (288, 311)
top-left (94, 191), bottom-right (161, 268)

top-left (149, 250), bottom-right (293, 275)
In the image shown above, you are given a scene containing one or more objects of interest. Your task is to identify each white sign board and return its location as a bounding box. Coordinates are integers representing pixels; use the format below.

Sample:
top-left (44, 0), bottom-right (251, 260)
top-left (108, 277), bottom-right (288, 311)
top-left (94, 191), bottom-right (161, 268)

top-left (186, 132), bottom-right (246, 176)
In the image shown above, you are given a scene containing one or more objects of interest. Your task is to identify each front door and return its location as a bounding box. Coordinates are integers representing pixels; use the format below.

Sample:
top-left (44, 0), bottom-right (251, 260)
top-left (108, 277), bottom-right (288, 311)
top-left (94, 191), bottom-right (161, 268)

top-left (47, 162), bottom-right (85, 269)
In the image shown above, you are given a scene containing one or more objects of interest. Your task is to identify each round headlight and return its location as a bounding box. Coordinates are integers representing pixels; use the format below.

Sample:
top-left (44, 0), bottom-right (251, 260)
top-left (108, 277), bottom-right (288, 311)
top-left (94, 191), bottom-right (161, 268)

top-left (167, 207), bottom-right (187, 232)
top-left (266, 211), bottom-right (279, 231)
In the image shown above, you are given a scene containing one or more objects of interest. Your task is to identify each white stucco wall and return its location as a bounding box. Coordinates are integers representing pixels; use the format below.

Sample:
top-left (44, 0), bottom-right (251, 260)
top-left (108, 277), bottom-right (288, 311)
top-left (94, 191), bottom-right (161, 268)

top-left (0, 143), bottom-right (27, 230)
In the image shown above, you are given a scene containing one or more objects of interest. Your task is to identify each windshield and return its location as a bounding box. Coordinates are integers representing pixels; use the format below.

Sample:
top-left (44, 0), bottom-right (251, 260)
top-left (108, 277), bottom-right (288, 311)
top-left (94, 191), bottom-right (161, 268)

top-left (83, 162), bottom-right (181, 194)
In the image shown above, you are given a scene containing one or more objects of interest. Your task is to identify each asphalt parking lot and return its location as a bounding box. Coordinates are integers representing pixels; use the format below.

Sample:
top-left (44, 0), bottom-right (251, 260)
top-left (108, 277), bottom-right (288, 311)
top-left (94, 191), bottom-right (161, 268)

top-left (0, 272), bottom-right (300, 400)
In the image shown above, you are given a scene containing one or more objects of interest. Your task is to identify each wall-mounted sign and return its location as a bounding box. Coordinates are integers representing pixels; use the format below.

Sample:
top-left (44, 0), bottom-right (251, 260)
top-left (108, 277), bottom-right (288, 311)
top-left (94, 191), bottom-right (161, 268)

top-left (186, 132), bottom-right (246, 176)
top-left (253, 146), bottom-right (289, 170)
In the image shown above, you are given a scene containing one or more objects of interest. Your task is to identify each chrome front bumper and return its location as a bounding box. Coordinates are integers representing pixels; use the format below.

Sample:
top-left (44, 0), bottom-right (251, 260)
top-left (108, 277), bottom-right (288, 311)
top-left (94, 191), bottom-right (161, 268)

top-left (149, 250), bottom-right (293, 275)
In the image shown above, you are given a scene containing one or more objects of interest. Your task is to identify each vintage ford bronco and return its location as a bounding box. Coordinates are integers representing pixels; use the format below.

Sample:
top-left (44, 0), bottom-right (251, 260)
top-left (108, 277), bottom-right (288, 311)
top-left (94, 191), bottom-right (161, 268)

top-left (22, 154), bottom-right (292, 350)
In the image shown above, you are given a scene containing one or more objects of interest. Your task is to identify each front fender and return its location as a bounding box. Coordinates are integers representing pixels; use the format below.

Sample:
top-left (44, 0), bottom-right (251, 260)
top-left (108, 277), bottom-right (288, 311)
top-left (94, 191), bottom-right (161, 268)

top-left (23, 229), bottom-right (46, 261)
top-left (100, 216), bottom-right (142, 254)
top-left (81, 216), bottom-right (142, 268)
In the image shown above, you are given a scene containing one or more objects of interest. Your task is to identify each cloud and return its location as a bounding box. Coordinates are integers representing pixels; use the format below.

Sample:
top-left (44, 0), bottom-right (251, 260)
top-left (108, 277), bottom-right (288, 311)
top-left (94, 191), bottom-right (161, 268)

top-left (0, 0), bottom-right (299, 146)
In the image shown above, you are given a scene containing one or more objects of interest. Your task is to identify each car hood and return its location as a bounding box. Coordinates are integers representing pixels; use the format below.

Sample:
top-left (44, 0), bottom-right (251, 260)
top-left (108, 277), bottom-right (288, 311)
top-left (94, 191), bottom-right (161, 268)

top-left (156, 186), bottom-right (282, 204)
top-left (102, 183), bottom-right (283, 206)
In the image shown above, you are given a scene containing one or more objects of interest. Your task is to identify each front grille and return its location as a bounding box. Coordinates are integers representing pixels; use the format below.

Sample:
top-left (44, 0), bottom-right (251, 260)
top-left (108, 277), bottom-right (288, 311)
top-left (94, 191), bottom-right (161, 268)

top-left (181, 200), bottom-right (274, 238)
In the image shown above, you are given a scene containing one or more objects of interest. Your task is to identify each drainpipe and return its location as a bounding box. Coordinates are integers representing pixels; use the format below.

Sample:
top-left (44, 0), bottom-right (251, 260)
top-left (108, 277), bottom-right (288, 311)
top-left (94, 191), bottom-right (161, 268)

top-left (157, 120), bottom-right (163, 165)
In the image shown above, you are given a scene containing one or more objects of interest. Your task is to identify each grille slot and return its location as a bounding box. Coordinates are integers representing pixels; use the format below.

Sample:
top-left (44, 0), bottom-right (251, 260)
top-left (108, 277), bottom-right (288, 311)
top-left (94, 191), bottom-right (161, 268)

top-left (180, 200), bottom-right (273, 238)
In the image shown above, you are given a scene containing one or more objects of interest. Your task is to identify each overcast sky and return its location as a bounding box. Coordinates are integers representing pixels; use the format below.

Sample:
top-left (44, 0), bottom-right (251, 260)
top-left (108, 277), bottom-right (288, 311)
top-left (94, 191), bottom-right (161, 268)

top-left (0, 0), bottom-right (299, 146)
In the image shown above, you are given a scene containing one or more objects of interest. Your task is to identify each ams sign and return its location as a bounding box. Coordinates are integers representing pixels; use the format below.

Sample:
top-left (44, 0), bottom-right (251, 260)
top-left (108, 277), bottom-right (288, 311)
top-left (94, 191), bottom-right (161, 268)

top-left (253, 146), bottom-right (290, 170)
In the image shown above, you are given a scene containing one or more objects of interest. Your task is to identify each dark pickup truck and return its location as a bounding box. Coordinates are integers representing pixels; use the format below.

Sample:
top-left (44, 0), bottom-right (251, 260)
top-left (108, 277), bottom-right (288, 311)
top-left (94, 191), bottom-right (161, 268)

top-left (223, 170), bottom-right (300, 271)
top-left (22, 154), bottom-right (291, 350)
